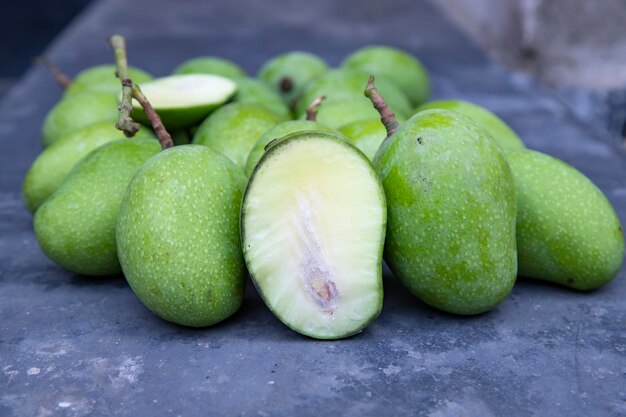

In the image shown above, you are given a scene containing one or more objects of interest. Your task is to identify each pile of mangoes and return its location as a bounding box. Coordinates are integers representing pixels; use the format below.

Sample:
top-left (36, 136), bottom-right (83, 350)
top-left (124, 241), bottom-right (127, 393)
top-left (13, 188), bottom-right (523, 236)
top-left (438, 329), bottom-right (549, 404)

top-left (23, 36), bottom-right (624, 339)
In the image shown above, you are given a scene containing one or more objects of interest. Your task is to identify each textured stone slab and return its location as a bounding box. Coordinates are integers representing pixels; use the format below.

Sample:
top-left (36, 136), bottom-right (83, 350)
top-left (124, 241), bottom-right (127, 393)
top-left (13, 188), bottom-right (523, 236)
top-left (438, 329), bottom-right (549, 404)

top-left (0, 1), bottom-right (624, 416)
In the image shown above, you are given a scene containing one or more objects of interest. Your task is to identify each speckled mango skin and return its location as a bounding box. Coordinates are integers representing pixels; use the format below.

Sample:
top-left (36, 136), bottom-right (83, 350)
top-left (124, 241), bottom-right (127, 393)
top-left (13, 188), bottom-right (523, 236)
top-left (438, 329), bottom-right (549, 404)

top-left (172, 57), bottom-right (246, 79)
top-left (42, 92), bottom-right (120, 146)
top-left (34, 138), bottom-right (161, 276)
top-left (374, 109), bottom-right (517, 315)
top-left (257, 51), bottom-right (328, 104)
top-left (417, 100), bottom-right (525, 151)
top-left (117, 145), bottom-right (247, 327)
top-left (244, 120), bottom-right (340, 177)
top-left (342, 45), bottom-right (430, 107)
top-left (295, 69), bottom-right (412, 119)
top-left (65, 65), bottom-right (153, 98)
top-left (23, 122), bottom-right (155, 213)
top-left (231, 77), bottom-right (290, 118)
top-left (339, 119), bottom-right (388, 161)
top-left (193, 102), bottom-right (286, 168)
top-left (507, 150), bottom-right (624, 290)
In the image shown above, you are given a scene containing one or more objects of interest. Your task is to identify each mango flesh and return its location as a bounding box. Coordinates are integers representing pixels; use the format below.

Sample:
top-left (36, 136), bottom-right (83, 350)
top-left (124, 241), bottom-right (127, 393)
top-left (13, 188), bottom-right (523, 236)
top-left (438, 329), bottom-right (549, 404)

top-left (232, 77), bottom-right (290, 118)
top-left (295, 69), bottom-right (412, 119)
top-left (65, 64), bottom-right (153, 97)
top-left (374, 109), bottom-right (517, 314)
top-left (343, 46), bottom-right (430, 106)
top-left (42, 92), bottom-right (120, 146)
top-left (193, 102), bottom-right (285, 168)
top-left (417, 100), bottom-right (525, 151)
top-left (34, 138), bottom-right (161, 276)
top-left (339, 119), bottom-right (388, 161)
top-left (23, 122), bottom-right (155, 213)
top-left (507, 150), bottom-right (624, 289)
top-left (241, 131), bottom-right (386, 339)
top-left (117, 145), bottom-right (247, 327)
top-left (245, 121), bottom-right (340, 176)
top-left (172, 57), bottom-right (246, 79)
top-left (257, 51), bottom-right (328, 103)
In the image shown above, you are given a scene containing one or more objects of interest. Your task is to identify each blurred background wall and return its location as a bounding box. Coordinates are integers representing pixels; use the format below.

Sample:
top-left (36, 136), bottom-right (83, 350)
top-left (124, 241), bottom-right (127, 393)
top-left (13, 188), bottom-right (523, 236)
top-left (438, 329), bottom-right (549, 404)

top-left (432, 0), bottom-right (626, 139)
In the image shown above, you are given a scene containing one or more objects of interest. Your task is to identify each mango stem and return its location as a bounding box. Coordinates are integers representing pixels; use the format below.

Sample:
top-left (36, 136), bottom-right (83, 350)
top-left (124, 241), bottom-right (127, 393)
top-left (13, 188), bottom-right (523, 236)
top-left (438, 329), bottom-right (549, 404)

top-left (34, 56), bottom-right (72, 89)
top-left (108, 34), bottom-right (173, 150)
top-left (364, 75), bottom-right (399, 138)
top-left (305, 95), bottom-right (326, 121)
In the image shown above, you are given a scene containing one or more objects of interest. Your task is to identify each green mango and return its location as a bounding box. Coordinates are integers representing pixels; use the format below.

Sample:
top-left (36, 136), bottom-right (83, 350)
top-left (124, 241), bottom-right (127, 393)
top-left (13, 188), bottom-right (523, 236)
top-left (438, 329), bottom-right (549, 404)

top-left (257, 51), bottom-right (328, 103)
top-left (244, 120), bottom-right (341, 176)
top-left (241, 131), bottom-right (386, 339)
top-left (417, 100), bottom-right (525, 151)
top-left (193, 102), bottom-right (285, 168)
top-left (172, 56), bottom-right (246, 79)
top-left (374, 109), bottom-right (517, 314)
top-left (508, 150), bottom-right (624, 289)
top-left (34, 138), bottom-right (160, 276)
top-left (23, 122), bottom-right (155, 213)
top-left (295, 69), bottom-right (412, 118)
top-left (339, 119), bottom-right (388, 161)
top-left (343, 45), bottom-right (430, 106)
top-left (117, 145), bottom-right (247, 327)
top-left (231, 77), bottom-right (291, 118)
top-left (65, 64), bottom-right (153, 97)
top-left (301, 97), bottom-right (381, 129)
top-left (42, 92), bottom-right (119, 146)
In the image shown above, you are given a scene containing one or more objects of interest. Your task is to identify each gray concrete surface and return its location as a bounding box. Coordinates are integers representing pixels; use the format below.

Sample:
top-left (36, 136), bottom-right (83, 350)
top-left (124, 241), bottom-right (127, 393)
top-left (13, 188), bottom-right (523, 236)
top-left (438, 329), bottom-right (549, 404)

top-left (1, 0), bottom-right (625, 416)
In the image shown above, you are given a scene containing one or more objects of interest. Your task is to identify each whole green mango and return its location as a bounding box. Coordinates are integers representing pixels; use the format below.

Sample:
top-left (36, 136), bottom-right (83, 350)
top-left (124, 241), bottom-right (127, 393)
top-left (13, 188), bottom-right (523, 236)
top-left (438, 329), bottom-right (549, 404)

top-left (508, 150), bottom-right (624, 289)
top-left (374, 109), bottom-right (517, 314)
top-left (117, 145), bottom-right (247, 327)
top-left (34, 138), bottom-right (160, 276)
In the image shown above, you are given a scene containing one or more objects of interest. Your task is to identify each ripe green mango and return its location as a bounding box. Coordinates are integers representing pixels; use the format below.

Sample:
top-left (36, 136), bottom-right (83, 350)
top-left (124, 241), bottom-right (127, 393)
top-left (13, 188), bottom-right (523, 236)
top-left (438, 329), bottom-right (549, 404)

top-left (42, 92), bottom-right (119, 146)
top-left (343, 46), bottom-right (430, 106)
top-left (65, 64), bottom-right (153, 97)
top-left (296, 69), bottom-right (412, 118)
top-left (172, 56), bottom-right (246, 79)
top-left (417, 100), bottom-right (525, 151)
top-left (193, 102), bottom-right (286, 168)
top-left (508, 150), bottom-right (624, 289)
top-left (257, 51), bottom-right (328, 104)
top-left (231, 77), bottom-right (291, 118)
top-left (339, 119), bottom-right (388, 161)
top-left (34, 138), bottom-right (160, 276)
top-left (23, 122), bottom-right (155, 213)
top-left (117, 145), bottom-right (247, 327)
top-left (374, 109), bottom-right (517, 314)
top-left (301, 97), bottom-right (382, 129)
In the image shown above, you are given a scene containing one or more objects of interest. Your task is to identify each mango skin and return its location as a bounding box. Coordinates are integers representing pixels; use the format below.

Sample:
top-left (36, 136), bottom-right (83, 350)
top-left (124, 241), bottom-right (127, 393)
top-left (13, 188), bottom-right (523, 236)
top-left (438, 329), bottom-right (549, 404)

top-left (34, 138), bottom-right (161, 276)
top-left (232, 77), bottom-right (290, 118)
top-left (343, 45), bottom-right (430, 107)
top-left (193, 102), bottom-right (286, 168)
top-left (117, 145), bottom-right (247, 327)
top-left (172, 57), bottom-right (246, 79)
top-left (508, 150), bottom-right (624, 290)
top-left (65, 65), bottom-right (153, 97)
top-left (417, 100), bottom-right (525, 151)
top-left (295, 69), bottom-right (412, 119)
top-left (23, 122), bottom-right (155, 213)
top-left (374, 109), bottom-right (517, 315)
top-left (42, 92), bottom-right (119, 146)
top-left (257, 51), bottom-right (328, 103)
top-left (244, 120), bottom-right (340, 176)
top-left (339, 119), bottom-right (388, 161)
